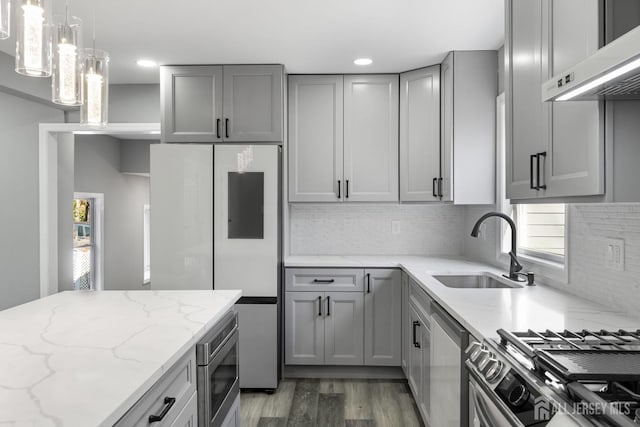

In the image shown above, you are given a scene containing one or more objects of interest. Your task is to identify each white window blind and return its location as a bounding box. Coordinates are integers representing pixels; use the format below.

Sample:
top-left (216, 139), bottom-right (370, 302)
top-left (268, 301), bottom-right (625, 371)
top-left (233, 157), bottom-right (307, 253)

top-left (516, 204), bottom-right (566, 259)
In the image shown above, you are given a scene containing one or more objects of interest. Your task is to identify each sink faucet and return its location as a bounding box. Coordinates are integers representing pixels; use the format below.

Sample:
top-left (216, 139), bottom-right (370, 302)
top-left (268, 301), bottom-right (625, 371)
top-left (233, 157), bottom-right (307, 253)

top-left (470, 212), bottom-right (530, 283)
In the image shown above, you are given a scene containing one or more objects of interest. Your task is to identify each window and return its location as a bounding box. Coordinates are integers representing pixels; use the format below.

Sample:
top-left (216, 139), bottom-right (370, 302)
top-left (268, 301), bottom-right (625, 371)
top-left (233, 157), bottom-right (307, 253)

top-left (515, 204), bottom-right (566, 263)
top-left (143, 204), bottom-right (150, 284)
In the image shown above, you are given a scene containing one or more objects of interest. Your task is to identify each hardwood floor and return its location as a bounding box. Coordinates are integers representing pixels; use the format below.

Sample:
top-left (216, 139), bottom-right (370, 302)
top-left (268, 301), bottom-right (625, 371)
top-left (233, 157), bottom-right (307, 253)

top-left (240, 379), bottom-right (424, 427)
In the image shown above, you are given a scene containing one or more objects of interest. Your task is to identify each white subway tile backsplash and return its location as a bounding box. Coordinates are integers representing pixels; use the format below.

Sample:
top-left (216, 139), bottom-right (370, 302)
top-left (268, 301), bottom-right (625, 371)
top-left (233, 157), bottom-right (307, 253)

top-left (289, 204), bottom-right (466, 256)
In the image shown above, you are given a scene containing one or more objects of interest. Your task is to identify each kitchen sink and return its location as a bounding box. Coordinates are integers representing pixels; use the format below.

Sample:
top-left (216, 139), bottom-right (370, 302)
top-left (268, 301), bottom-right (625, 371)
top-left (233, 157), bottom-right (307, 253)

top-left (433, 273), bottom-right (523, 289)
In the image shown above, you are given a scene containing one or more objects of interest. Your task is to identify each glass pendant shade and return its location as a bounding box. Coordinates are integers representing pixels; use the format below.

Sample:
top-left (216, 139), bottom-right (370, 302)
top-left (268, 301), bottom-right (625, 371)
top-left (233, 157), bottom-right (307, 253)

top-left (81, 48), bottom-right (109, 127)
top-left (15, 0), bottom-right (52, 77)
top-left (0, 0), bottom-right (10, 40)
top-left (52, 15), bottom-right (82, 106)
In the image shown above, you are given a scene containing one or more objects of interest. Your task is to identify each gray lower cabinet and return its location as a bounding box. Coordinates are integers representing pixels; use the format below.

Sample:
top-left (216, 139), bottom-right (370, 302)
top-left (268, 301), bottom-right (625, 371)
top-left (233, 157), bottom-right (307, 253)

top-left (285, 291), bottom-right (364, 365)
top-left (406, 279), bottom-right (432, 426)
top-left (401, 272), bottom-right (409, 375)
top-left (364, 269), bottom-right (401, 366)
top-left (114, 349), bottom-right (197, 427)
top-left (161, 64), bottom-right (283, 143)
top-left (220, 396), bottom-right (240, 427)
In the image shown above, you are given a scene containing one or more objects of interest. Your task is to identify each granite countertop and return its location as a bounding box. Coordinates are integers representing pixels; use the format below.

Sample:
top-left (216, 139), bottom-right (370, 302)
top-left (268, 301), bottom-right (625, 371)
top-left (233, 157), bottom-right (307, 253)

top-left (0, 289), bottom-right (241, 427)
top-left (285, 255), bottom-right (640, 340)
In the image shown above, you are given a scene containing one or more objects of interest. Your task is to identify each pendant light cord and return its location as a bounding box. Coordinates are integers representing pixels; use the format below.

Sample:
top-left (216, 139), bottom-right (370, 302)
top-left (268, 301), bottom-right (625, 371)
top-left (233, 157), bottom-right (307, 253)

top-left (92, 0), bottom-right (96, 51)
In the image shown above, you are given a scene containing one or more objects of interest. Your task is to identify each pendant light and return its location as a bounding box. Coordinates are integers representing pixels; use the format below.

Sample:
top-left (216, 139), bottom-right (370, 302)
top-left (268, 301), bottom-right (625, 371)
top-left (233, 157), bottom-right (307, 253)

top-left (0, 0), bottom-right (9, 39)
top-left (52, 1), bottom-right (82, 106)
top-left (15, 0), bottom-right (52, 77)
top-left (81, 2), bottom-right (108, 127)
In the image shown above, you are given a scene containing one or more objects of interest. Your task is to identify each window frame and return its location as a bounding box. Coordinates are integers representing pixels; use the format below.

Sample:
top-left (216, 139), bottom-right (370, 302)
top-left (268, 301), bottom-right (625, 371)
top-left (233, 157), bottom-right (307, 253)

top-left (73, 192), bottom-right (104, 291)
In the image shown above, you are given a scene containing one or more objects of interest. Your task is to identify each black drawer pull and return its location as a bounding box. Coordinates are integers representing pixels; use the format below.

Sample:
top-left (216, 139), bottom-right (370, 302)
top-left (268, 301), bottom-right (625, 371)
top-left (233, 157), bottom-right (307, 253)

top-left (312, 279), bottom-right (335, 284)
top-left (225, 118), bottom-right (230, 138)
top-left (327, 296), bottom-right (331, 316)
top-left (438, 177), bottom-right (443, 198)
top-left (366, 273), bottom-right (371, 293)
top-left (345, 180), bottom-right (350, 198)
top-left (216, 118), bottom-right (221, 139)
top-left (148, 397), bottom-right (176, 423)
top-left (318, 296), bottom-right (322, 316)
top-left (432, 177), bottom-right (438, 197)
top-left (337, 180), bottom-right (341, 199)
top-left (412, 321), bottom-right (421, 348)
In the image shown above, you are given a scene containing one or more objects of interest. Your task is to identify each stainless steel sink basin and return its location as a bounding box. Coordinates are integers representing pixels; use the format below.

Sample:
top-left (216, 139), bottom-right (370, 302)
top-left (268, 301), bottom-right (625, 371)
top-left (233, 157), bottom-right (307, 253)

top-left (433, 273), bottom-right (522, 289)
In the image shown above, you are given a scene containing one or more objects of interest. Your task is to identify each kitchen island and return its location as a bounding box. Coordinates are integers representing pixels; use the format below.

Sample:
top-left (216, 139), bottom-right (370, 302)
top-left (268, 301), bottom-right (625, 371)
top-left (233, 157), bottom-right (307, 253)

top-left (0, 289), bottom-right (241, 427)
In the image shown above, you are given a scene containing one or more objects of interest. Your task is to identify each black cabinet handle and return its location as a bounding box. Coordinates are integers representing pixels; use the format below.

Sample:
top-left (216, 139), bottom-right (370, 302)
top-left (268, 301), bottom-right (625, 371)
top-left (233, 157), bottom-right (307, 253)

top-left (216, 118), bottom-right (221, 139)
top-left (366, 273), bottom-right (371, 293)
top-left (530, 154), bottom-right (537, 190)
top-left (337, 180), bottom-right (341, 199)
top-left (432, 177), bottom-right (438, 197)
top-left (318, 296), bottom-right (322, 316)
top-left (537, 152), bottom-right (547, 190)
top-left (225, 118), bottom-right (230, 138)
top-left (148, 397), bottom-right (176, 423)
top-left (412, 321), bottom-right (421, 348)
top-left (326, 296), bottom-right (331, 316)
top-left (313, 279), bottom-right (335, 284)
top-left (345, 180), bottom-right (350, 199)
top-left (438, 177), bottom-right (443, 198)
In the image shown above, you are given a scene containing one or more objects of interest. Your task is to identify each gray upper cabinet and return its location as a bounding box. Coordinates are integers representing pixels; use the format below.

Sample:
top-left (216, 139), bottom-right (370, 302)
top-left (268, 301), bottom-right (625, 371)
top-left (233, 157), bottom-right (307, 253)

top-left (506, 0), bottom-right (604, 201)
top-left (399, 66), bottom-right (441, 202)
top-left (344, 75), bottom-right (399, 202)
top-left (364, 269), bottom-right (401, 366)
top-left (161, 65), bottom-right (283, 143)
top-left (288, 75), bottom-right (344, 202)
top-left (223, 65), bottom-right (283, 142)
top-left (441, 51), bottom-right (498, 205)
top-left (287, 74), bottom-right (399, 203)
top-left (161, 66), bottom-right (223, 143)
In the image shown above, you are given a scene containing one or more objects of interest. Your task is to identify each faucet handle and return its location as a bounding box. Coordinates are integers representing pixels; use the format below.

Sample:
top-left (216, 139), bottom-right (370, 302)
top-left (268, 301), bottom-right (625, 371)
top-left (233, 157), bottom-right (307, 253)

top-left (518, 272), bottom-right (535, 286)
top-left (508, 251), bottom-right (523, 272)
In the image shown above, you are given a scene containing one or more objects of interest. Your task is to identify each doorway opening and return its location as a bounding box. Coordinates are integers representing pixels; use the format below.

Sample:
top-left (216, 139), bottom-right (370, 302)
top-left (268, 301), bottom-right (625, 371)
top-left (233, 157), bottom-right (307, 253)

top-left (73, 193), bottom-right (104, 290)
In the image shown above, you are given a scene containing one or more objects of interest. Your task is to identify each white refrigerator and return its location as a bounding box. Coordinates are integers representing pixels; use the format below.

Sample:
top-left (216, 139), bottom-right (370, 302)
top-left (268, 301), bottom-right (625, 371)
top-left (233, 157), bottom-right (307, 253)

top-left (150, 143), bottom-right (281, 390)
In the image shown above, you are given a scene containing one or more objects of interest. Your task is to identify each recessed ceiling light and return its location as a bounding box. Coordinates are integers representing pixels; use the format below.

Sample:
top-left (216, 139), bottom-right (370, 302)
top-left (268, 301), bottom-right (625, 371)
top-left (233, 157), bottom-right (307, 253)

top-left (354, 58), bottom-right (373, 66)
top-left (136, 59), bottom-right (158, 68)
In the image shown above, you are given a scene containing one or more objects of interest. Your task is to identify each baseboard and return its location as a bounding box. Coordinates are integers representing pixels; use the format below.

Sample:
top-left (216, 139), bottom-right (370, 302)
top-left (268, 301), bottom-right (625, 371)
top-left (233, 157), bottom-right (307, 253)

top-left (283, 365), bottom-right (405, 380)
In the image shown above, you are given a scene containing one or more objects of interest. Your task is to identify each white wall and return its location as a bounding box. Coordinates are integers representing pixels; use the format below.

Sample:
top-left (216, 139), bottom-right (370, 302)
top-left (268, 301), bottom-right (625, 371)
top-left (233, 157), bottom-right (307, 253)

top-left (66, 84), bottom-right (160, 124)
top-left (289, 204), bottom-right (466, 256)
top-left (0, 92), bottom-right (64, 310)
top-left (74, 135), bottom-right (150, 290)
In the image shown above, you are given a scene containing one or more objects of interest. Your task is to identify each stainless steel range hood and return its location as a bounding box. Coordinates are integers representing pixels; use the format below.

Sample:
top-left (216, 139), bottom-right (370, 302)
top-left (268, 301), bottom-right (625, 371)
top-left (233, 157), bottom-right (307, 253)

top-left (543, 25), bottom-right (640, 101)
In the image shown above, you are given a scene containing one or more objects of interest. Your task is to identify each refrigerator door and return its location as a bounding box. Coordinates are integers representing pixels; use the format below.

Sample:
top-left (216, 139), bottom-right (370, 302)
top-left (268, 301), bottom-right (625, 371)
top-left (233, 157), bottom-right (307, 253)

top-left (150, 144), bottom-right (214, 290)
top-left (214, 145), bottom-right (279, 297)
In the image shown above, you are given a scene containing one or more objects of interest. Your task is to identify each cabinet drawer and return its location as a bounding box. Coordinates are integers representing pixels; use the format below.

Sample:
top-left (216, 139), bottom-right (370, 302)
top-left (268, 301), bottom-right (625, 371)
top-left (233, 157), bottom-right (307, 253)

top-left (115, 349), bottom-right (197, 427)
top-left (170, 391), bottom-right (197, 427)
top-left (286, 268), bottom-right (364, 292)
top-left (409, 278), bottom-right (431, 322)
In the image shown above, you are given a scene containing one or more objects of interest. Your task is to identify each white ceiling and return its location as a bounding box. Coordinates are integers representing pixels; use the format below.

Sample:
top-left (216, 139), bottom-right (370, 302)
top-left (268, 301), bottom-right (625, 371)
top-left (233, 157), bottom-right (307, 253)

top-left (0, 0), bottom-right (504, 84)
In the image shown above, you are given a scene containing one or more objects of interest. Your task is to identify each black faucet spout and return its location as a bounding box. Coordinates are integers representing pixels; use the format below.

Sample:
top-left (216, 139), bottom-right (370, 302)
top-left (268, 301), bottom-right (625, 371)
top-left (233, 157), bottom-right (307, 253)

top-left (471, 212), bottom-right (522, 281)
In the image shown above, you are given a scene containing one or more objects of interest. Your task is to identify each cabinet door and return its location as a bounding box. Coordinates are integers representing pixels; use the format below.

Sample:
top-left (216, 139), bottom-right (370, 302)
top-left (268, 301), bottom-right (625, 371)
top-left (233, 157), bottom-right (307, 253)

top-left (364, 269), bottom-right (401, 366)
top-left (223, 65), bottom-right (283, 142)
top-left (150, 144), bottom-right (213, 290)
top-left (285, 292), bottom-right (324, 365)
top-left (288, 75), bottom-right (344, 202)
top-left (344, 75), bottom-right (399, 202)
top-left (545, 0), bottom-right (604, 197)
top-left (161, 65), bottom-right (223, 143)
top-left (429, 314), bottom-right (461, 427)
top-left (419, 323), bottom-right (431, 425)
top-left (407, 304), bottom-right (423, 406)
top-left (324, 292), bottom-right (364, 365)
top-left (401, 272), bottom-right (409, 375)
top-left (400, 66), bottom-right (441, 202)
top-left (506, 0), bottom-right (547, 200)
top-left (440, 53), bottom-right (454, 202)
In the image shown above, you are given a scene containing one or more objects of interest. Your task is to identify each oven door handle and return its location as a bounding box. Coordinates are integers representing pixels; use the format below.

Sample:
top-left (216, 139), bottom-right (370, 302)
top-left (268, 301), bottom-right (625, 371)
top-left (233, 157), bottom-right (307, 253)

top-left (471, 382), bottom-right (496, 427)
top-left (467, 362), bottom-right (525, 427)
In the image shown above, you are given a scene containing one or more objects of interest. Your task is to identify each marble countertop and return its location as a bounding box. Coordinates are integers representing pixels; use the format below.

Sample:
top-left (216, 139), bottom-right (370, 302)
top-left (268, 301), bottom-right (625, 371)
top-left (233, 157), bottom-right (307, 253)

top-left (0, 289), bottom-right (241, 427)
top-left (286, 255), bottom-right (640, 339)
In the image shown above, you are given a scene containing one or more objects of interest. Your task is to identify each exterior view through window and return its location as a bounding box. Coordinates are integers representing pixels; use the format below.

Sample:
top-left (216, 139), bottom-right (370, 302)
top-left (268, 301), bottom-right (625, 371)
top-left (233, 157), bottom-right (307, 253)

top-left (73, 198), bottom-right (95, 289)
top-left (516, 204), bottom-right (566, 261)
